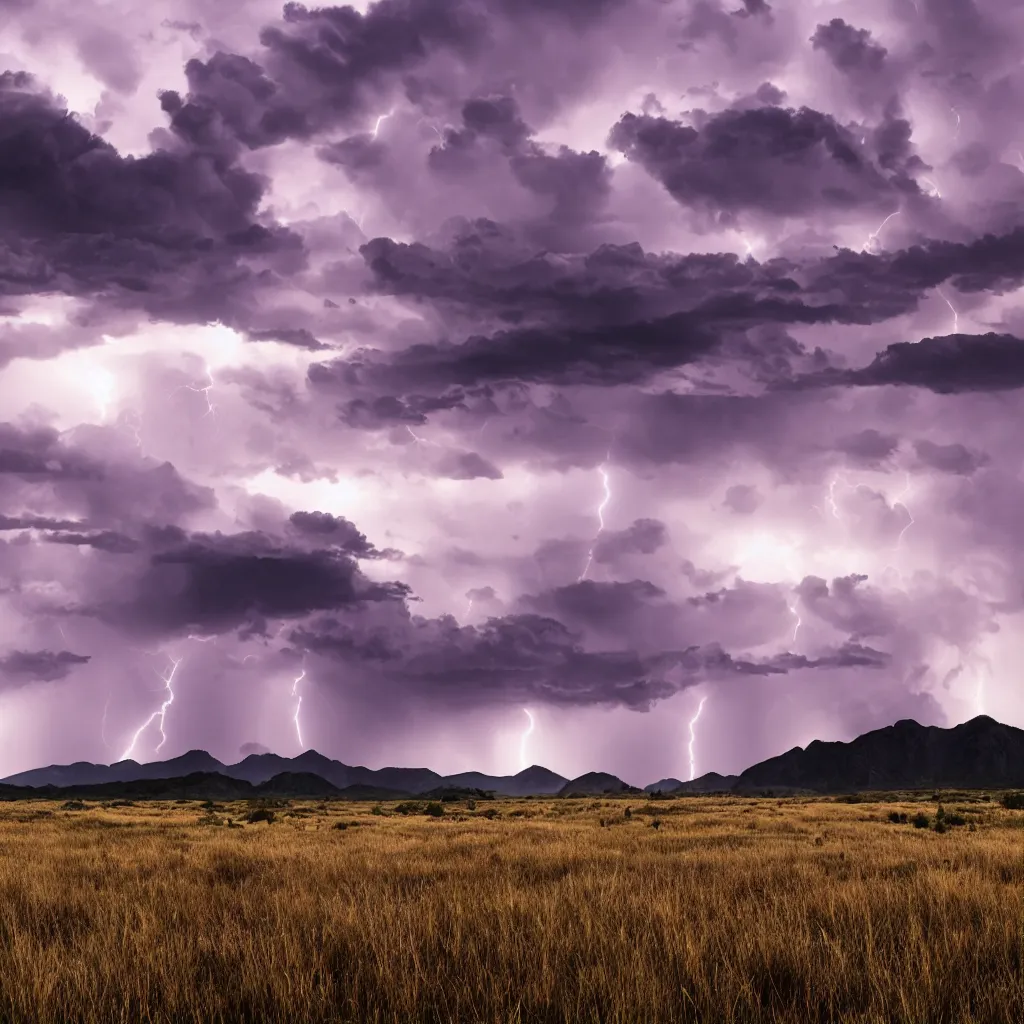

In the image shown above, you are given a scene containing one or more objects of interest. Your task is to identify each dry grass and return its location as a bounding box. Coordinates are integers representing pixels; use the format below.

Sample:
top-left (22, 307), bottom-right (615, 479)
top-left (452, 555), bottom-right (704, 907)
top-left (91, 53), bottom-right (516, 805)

top-left (0, 793), bottom-right (1022, 1022)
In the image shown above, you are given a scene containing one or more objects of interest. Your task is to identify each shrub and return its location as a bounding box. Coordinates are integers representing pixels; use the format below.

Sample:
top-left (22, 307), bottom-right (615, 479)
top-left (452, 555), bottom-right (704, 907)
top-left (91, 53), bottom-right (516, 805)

top-left (1000, 792), bottom-right (1024, 810)
top-left (371, 805), bottom-right (384, 816)
top-left (912, 812), bottom-right (931, 829)
top-left (423, 802), bottom-right (444, 818)
top-left (651, 819), bottom-right (662, 830)
top-left (332, 822), bottom-right (349, 831)
top-left (394, 802), bottom-right (421, 815)
top-left (466, 800), bottom-right (476, 811)
top-left (934, 820), bottom-right (948, 834)
top-left (246, 808), bottom-right (275, 824)
top-left (887, 811), bottom-right (902, 823)
top-left (624, 807), bottom-right (632, 820)
top-left (60, 800), bottom-right (86, 811)
top-left (945, 812), bottom-right (967, 827)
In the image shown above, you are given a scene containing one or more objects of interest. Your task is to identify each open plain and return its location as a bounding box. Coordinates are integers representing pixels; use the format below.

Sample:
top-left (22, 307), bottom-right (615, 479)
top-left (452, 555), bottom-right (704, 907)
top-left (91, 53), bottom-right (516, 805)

top-left (0, 793), bottom-right (1021, 1023)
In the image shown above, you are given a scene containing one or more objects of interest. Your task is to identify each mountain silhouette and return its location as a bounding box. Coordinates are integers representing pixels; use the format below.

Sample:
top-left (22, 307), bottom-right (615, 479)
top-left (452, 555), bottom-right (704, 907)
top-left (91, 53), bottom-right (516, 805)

top-left (6, 716), bottom-right (1024, 799)
top-left (2, 750), bottom-right (565, 796)
top-left (644, 778), bottom-right (684, 794)
top-left (673, 772), bottom-right (739, 794)
top-left (730, 715), bottom-right (1024, 793)
top-left (558, 772), bottom-right (639, 796)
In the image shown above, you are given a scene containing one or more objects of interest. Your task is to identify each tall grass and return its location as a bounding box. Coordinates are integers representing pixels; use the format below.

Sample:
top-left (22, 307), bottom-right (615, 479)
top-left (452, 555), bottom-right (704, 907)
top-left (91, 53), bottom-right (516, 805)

top-left (0, 795), bottom-right (1021, 1022)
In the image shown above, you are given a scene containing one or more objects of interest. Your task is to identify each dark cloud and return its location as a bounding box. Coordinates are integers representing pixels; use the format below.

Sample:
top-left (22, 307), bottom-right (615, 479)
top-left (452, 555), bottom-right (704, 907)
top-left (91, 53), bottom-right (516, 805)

top-left (44, 531), bottom-right (141, 554)
top-left (722, 484), bottom-right (761, 514)
top-left (434, 450), bottom-right (503, 480)
top-left (845, 334), bottom-right (1024, 394)
top-left (608, 105), bottom-right (924, 219)
top-left (811, 19), bottom-right (888, 75)
top-left (246, 327), bottom-right (328, 350)
top-left (0, 72), bottom-right (303, 324)
top-left (290, 609), bottom-right (876, 711)
top-left (913, 439), bottom-right (988, 476)
top-left (288, 511), bottom-right (383, 557)
top-left (834, 429), bottom-right (900, 465)
top-left (104, 529), bottom-right (411, 637)
top-left (0, 649), bottom-right (90, 685)
top-left (593, 518), bottom-right (668, 563)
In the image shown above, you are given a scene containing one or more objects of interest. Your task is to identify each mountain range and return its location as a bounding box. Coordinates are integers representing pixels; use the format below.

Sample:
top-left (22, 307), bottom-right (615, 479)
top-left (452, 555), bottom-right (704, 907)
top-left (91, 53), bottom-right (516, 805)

top-left (4, 715), bottom-right (1024, 800)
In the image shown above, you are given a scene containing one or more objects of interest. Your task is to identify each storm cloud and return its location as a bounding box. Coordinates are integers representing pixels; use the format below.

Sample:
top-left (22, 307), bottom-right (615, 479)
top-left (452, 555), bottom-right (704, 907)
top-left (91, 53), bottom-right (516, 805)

top-left (0, 0), bottom-right (1020, 785)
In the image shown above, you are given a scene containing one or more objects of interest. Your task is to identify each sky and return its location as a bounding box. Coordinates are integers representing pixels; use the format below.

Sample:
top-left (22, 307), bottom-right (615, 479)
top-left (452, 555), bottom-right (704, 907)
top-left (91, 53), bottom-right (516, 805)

top-left (1, 0), bottom-right (1022, 786)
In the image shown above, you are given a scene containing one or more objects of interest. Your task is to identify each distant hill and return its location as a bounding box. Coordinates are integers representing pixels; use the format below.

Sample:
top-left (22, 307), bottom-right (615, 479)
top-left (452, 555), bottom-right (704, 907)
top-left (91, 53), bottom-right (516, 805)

top-left (558, 772), bottom-right (640, 796)
top-left (444, 765), bottom-right (567, 796)
top-left (674, 772), bottom-right (739, 794)
top-left (644, 778), bottom-right (684, 794)
top-left (2, 751), bottom-right (559, 797)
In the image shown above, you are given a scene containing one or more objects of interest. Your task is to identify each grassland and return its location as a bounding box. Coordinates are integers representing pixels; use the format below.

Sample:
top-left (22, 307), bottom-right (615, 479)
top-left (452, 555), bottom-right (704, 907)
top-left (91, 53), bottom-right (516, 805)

top-left (0, 792), bottom-right (1022, 1023)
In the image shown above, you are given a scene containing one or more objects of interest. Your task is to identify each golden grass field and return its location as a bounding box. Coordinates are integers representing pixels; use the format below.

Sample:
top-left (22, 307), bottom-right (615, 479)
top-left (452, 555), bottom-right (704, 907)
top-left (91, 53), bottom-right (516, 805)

top-left (0, 792), bottom-right (1022, 1023)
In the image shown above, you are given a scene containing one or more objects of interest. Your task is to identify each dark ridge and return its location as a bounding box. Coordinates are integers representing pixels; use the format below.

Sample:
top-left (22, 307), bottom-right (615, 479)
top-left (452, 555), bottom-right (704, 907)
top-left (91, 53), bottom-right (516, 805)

top-left (6, 716), bottom-right (1024, 797)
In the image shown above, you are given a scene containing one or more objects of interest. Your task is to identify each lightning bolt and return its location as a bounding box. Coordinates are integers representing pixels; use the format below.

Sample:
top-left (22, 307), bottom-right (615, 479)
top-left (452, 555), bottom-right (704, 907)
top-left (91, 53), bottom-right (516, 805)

top-left (787, 598), bottom-right (802, 643)
top-left (291, 667), bottom-right (306, 751)
top-left (371, 110), bottom-right (394, 139)
top-left (936, 286), bottom-right (959, 332)
top-left (119, 409), bottom-right (143, 449)
top-left (951, 106), bottom-right (961, 140)
top-left (518, 708), bottom-right (535, 771)
top-left (99, 688), bottom-right (112, 751)
top-left (88, 367), bottom-right (117, 422)
top-left (464, 597), bottom-right (474, 620)
top-left (687, 694), bottom-right (708, 782)
top-left (185, 364), bottom-right (216, 417)
top-left (578, 463), bottom-right (612, 581)
top-left (892, 471), bottom-right (916, 548)
top-left (823, 470), bottom-right (915, 548)
top-left (862, 210), bottom-right (901, 254)
top-left (920, 176), bottom-right (942, 198)
top-left (406, 425), bottom-right (440, 447)
top-left (121, 655), bottom-right (181, 761)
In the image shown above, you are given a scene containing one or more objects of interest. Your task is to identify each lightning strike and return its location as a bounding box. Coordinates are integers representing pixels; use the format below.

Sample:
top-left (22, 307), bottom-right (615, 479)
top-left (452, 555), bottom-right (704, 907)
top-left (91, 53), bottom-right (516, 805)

top-left (687, 694), bottom-right (708, 782)
top-left (371, 110), bottom-right (394, 139)
top-left (406, 425), bottom-right (439, 446)
top-left (892, 472), bottom-right (916, 548)
top-left (862, 210), bottom-right (901, 254)
top-left (100, 688), bottom-right (112, 751)
top-left (87, 366), bottom-right (117, 421)
top-left (936, 286), bottom-right (959, 332)
top-left (121, 655), bottom-right (181, 761)
top-left (185, 364), bottom-right (217, 417)
top-left (518, 708), bottom-right (535, 771)
top-left (119, 409), bottom-right (143, 449)
top-left (464, 597), bottom-right (474, 620)
top-left (291, 668), bottom-right (306, 751)
top-left (920, 176), bottom-right (942, 198)
top-left (951, 106), bottom-right (961, 139)
top-left (578, 464), bottom-right (612, 581)
top-left (788, 599), bottom-right (802, 643)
